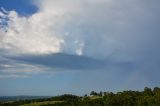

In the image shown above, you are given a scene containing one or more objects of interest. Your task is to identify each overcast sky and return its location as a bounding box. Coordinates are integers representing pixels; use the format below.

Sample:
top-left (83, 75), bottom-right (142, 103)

top-left (0, 0), bottom-right (160, 96)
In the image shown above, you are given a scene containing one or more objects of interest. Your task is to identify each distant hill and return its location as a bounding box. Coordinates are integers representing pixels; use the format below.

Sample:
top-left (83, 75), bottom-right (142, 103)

top-left (0, 96), bottom-right (51, 102)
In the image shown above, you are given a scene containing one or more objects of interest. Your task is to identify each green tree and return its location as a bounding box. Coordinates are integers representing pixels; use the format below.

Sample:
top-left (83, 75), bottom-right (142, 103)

top-left (90, 91), bottom-right (98, 96)
top-left (153, 87), bottom-right (160, 95)
top-left (154, 89), bottom-right (160, 106)
top-left (99, 91), bottom-right (103, 97)
top-left (144, 87), bottom-right (153, 96)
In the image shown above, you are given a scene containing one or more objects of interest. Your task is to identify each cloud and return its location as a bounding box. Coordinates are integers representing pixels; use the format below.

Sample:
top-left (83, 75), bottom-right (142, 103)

top-left (0, 0), bottom-right (160, 77)
top-left (0, 0), bottom-right (160, 84)
top-left (0, 63), bottom-right (48, 74)
top-left (7, 53), bottom-right (134, 70)
top-left (0, 54), bottom-right (52, 79)
top-left (0, 0), bottom-right (159, 62)
top-left (0, 9), bottom-right (64, 55)
top-left (0, 74), bottom-right (30, 79)
top-left (1, 1), bottom-right (160, 96)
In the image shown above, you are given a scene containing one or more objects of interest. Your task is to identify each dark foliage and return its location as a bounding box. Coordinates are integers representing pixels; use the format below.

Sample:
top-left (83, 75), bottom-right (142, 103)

top-left (1, 87), bottom-right (160, 106)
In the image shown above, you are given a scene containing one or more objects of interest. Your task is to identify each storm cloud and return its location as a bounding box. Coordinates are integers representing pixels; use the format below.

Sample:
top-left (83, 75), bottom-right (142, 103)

top-left (0, 0), bottom-right (160, 94)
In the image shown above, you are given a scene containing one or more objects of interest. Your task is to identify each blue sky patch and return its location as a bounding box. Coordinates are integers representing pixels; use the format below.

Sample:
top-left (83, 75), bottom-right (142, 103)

top-left (0, 0), bottom-right (38, 16)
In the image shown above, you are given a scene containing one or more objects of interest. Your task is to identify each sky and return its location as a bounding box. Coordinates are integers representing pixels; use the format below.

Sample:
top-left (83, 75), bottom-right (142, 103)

top-left (0, 0), bottom-right (160, 96)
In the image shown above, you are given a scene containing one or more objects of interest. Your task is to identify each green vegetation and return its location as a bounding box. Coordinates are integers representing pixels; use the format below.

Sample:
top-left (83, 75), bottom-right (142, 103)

top-left (20, 101), bottom-right (63, 106)
top-left (0, 87), bottom-right (160, 106)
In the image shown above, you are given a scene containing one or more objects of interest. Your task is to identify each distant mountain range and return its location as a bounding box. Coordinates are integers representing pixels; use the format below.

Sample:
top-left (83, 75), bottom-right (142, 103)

top-left (0, 96), bottom-right (51, 101)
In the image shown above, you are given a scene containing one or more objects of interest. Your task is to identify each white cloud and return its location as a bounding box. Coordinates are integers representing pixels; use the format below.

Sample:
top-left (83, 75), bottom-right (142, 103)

top-left (0, 62), bottom-right (50, 74)
top-left (0, 0), bottom-right (160, 62)
top-left (0, 58), bottom-right (53, 79)
top-left (0, 9), bottom-right (64, 55)
top-left (0, 64), bottom-right (13, 68)
top-left (0, 74), bottom-right (30, 79)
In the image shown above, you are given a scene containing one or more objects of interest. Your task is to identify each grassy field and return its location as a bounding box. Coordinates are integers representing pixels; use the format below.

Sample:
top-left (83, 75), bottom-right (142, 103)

top-left (20, 101), bottom-right (63, 106)
top-left (89, 96), bottom-right (102, 99)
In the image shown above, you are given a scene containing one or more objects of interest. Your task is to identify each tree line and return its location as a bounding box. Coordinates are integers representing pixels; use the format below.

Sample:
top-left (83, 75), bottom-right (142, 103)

top-left (0, 87), bottom-right (160, 106)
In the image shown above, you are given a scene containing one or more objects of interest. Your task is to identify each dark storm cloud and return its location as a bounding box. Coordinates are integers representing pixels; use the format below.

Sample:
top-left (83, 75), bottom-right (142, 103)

top-left (5, 53), bottom-right (134, 71)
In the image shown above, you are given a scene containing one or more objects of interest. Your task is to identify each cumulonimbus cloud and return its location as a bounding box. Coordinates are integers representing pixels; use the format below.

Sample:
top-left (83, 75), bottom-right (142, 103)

top-left (0, 9), bottom-right (64, 55)
top-left (0, 0), bottom-right (160, 62)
